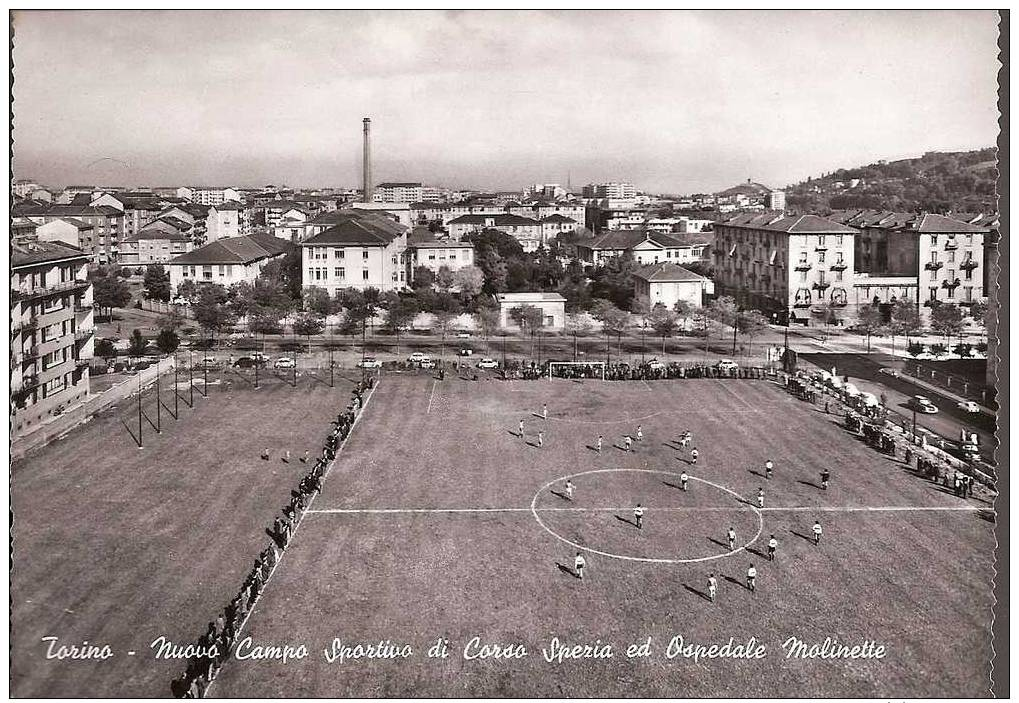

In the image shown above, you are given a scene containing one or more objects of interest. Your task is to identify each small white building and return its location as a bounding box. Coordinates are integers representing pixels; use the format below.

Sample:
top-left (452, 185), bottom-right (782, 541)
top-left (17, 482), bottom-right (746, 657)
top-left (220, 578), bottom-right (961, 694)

top-left (632, 262), bottom-right (715, 311)
top-left (35, 218), bottom-right (94, 249)
top-left (168, 234), bottom-right (293, 294)
top-left (496, 292), bottom-right (567, 330)
top-left (205, 200), bottom-right (245, 242)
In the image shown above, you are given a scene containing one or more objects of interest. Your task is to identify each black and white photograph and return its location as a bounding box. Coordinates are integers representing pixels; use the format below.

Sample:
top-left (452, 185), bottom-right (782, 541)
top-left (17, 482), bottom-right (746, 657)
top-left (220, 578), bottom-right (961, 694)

top-left (7, 9), bottom-right (1008, 699)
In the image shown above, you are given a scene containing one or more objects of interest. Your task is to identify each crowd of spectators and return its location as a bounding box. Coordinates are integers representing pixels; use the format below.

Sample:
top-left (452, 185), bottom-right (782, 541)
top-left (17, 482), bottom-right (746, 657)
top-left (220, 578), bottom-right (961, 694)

top-left (170, 376), bottom-right (375, 698)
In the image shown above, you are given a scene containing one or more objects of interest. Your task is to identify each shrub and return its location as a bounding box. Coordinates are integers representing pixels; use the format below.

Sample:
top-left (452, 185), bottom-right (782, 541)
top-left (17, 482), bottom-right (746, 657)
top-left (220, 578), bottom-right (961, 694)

top-left (930, 343), bottom-right (947, 356)
top-left (953, 343), bottom-right (973, 358)
top-left (907, 341), bottom-right (925, 357)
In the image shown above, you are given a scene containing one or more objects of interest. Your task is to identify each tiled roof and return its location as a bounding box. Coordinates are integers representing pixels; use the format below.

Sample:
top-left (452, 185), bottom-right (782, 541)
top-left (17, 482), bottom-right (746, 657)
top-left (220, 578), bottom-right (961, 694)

top-left (496, 292), bottom-right (567, 303)
top-left (448, 214), bottom-right (540, 226)
top-left (12, 240), bottom-right (88, 268)
top-left (717, 212), bottom-right (857, 234)
top-left (307, 210), bottom-right (407, 241)
top-left (632, 262), bottom-right (708, 283)
top-left (170, 234), bottom-right (292, 265)
top-left (210, 200), bottom-right (245, 211)
top-left (302, 219), bottom-right (398, 247)
top-left (913, 213), bottom-right (991, 234)
top-left (377, 182), bottom-right (422, 188)
top-left (540, 214), bottom-right (577, 223)
top-left (123, 230), bottom-right (190, 243)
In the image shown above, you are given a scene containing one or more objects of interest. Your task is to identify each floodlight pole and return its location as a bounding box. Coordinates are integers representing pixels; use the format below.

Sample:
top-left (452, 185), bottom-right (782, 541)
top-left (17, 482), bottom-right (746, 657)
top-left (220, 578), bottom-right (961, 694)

top-left (173, 354), bottom-right (179, 417)
top-left (293, 348), bottom-right (297, 387)
top-left (189, 351), bottom-right (194, 406)
top-left (155, 359), bottom-right (161, 433)
top-left (137, 376), bottom-right (143, 449)
top-left (330, 348), bottom-right (334, 388)
top-left (203, 359), bottom-right (208, 397)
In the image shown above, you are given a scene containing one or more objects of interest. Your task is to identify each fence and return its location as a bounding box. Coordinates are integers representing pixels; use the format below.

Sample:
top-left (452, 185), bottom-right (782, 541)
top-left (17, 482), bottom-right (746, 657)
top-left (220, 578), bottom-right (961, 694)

top-left (139, 299), bottom-right (193, 318)
top-left (12, 358), bottom-right (178, 459)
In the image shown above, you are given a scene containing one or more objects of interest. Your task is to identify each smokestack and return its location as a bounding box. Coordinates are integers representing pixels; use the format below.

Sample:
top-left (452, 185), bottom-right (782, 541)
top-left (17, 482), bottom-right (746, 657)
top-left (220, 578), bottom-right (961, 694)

top-left (362, 117), bottom-right (372, 203)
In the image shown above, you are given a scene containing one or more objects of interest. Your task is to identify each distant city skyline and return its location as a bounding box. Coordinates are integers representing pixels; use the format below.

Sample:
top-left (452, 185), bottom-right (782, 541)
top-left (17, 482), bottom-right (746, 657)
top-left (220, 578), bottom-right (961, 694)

top-left (12, 10), bottom-right (999, 194)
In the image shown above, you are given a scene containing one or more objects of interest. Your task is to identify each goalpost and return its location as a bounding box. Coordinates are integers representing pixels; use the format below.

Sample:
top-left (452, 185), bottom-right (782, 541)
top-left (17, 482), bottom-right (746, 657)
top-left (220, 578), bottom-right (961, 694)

top-left (547, 361), bottom-right (607, 381)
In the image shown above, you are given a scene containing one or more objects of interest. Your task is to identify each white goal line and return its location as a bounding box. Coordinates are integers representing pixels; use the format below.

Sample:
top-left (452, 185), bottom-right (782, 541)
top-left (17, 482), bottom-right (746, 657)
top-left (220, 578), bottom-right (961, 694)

top-left (305, 505), bottom-right (981, 515)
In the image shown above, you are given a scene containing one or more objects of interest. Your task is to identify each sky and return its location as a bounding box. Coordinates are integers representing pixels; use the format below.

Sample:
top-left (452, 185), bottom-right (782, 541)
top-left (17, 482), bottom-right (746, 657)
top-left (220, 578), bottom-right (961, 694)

top-left (11, 10), bottom-right (1001, 194)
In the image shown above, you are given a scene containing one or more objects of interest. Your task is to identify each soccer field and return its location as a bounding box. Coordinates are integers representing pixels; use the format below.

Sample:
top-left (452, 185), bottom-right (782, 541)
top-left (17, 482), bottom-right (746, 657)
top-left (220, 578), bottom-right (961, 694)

top-left (210, 374), bottom-right (995, 698)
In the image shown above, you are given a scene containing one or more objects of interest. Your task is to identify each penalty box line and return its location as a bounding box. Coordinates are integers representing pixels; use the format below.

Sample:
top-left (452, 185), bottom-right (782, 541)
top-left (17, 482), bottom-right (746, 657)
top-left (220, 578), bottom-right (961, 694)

top-left (305, 505), bottom-right (982, 515)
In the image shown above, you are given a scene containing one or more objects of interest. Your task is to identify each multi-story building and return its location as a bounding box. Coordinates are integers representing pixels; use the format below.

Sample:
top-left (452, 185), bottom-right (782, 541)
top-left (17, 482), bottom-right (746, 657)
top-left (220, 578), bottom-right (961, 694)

top-left (181, 186), bottom-right (243, 206)
top-left (495, 292), bottom-right (567, 330)
top-left (17, 204), bottom-right (126, 265)
top-left (261, 201), bottom-right (308, 230)
top-left (766, 190), bottom-right (786, 211)
top-left (11, 241), bottom-right (94, 436)
top-left (35, 218), bottom-right (95, 250)
top-left (119, 230), bottom-right (193, 266)
top-left (205, 200), bottom-right (246, 242)
top-left (11, 217), bottom-right (39, 243)
top-left (582, 182), bottom-right (637, 199)
top-left (13, 179), bottom-right (42, 198)
top-left (300, 211), bottom-right (410, 294)
top-left (712, 212), bottom-right (858, 326)
top-left (168, 234), bottom-right (293, 294)
top-left (633, 262), bottom-right (715, 312)
top-left (446, 213), bottom-right (549, 251)
top-left (406, 237), bottom-right (475, 283)
top-left (372, 182), bottom-right (424, 204)
top-left (577, 230), bottom-right (712, 267)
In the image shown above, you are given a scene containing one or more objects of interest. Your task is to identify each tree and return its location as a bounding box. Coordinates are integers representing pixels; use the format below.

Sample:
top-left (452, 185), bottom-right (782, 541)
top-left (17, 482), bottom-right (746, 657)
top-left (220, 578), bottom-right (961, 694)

top-left (452, 265), bottom-right (485, 303)
top-left (90, 267), bottom-right (132, 319)
top-left (431, 292), bottom-right (463, 359)
top-left (192, 283), bottom-right (232, 340)
top-left (856, 303), bottom-right (884, 353)
top-left (304, 286), bottom-right (334, 317)
top-left (248, 306), bottom-right (283, 337)
top-left (143, 265), bottom-right (171, 302)
top-left (95, 338), bottom-right (117, 361)
top-left (969, 299), bottom-right (989, 326)
top-left (259, 247), bottom-right (303, 301)
top-left (591, 299), bottom-right (629, 362)
top-left (508, 304), bottom-right (544, 359)
top-left (156, 329), bottom-right (180, 354)
top-left (930, 303), bottom-right (965, 351)
top-left (175, 279), bottom-right (198, 303)
top-left (292, 312), bottom-right (326, 347)
top-left (473, 304), bottom-right (502, 340)
top-left (673, 299), bottom-right (694, 331)
top-left (159, 308), bottom-right (187, 333)
top-left (648, 306), bottom-right (680, 356)
top-left (435, 265), bottom-right (456, 292)
top-left (382, 297), bottom-right (419, 354)
top-left (411, 266), bottom-right (435, 290)
top-left (889, 298), bottom-right (922, 352)
top-left (565, 312), bottom-right (594, 361)
top-left (736, 310), bottom-right (769, 359)
top-left (128, 329), bottom-right (147, 357)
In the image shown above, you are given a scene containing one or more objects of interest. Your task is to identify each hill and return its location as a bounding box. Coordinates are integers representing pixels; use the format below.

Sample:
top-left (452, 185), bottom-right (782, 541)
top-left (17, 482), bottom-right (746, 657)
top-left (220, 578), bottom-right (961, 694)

top-left (784, 148), bottom-right (997, 214)
top-left (716, 180), bottom-right (773, 197)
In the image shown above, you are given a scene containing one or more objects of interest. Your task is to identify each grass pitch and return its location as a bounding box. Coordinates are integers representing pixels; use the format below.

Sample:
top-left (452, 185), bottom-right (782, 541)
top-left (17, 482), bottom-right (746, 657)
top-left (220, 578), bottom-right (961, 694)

top-left (207, 374), bottom-right (994, 698)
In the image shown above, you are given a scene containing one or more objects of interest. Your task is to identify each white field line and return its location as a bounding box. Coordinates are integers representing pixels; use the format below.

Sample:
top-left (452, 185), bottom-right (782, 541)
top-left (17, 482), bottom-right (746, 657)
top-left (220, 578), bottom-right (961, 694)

top-left (202, 380), bottom-right (379, 698)
top-left (426, 379), bottom-right (437, 414)
top-left (306, 504), bottom-right (981, 515)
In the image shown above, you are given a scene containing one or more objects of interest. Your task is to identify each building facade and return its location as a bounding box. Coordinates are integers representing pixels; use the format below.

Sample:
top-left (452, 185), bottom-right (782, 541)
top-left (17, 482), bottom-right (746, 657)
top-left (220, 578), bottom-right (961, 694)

top-left (11, 241), bottom-right (94, 436)
top-left (496, 292), bottom-right (567, 330)
top-left (119, 231), bottom-right (193, 266)
top-left (168, 234), bottom-right (293, 294)
top-left (300, 211), bottom-right (410, 295)
top-left (632, 262), bottom-right (715, 312)
top-left (577, 230), bottom-right (711, 267)
top-left (205, 201), bottom-right (246, 242)
top-left (372, 182), bottom-right (424, 204)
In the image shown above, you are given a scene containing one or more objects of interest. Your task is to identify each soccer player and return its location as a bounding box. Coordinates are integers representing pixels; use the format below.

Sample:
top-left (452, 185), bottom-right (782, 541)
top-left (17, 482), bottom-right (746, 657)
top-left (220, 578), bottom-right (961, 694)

top-left (596, 435), bottom-right (603, 453)
top-left (537, 431), bottom-right (544, 448)
top-left (812, 520), bottom-right (823, 545)
top-left (820, 469), bottom-right (831, 490)
top-left (756, 487), bottom-right (765, 509)
top-left (519, 419), bottom-right (525, 438)
top-left (727, 526), bottom-right (737, 551)
top-left (625, 435), bottom-right (633, 452)
top-left (707, 573), bottom-right (717, 602)
top-left (765, 459), bottom-right (774, 480)
top-left (680, 471), bottom-right (689, 491)
top-left (690, 447), bottom-right (699, 465)
top-left (634, 504), bottom-right (644, 529)
top-left (767, 534), bottom-right (777, 561)
top-left (283, 450), bottom-right (291, 464)
top-left (542, 403), bottom-right (548, 420)
top-left (746, 564), bottom-right (757, 593)
top-left (636, 425), bottom-right (643, 442)
top-left (679, 433), bottom-right (690, 449)
top-left (565, 479), bottom-right (575, 501)
top-left (575, 552), bottom-right (586, 580)
top-left (261, 448), bottom-right (270, 461)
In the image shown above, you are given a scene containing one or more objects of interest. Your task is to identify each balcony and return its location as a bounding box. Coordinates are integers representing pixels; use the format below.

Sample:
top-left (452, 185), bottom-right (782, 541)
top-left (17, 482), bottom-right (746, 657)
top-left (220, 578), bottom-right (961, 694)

top-left (22, 373), bottom-right (39, 389)
top-left (11, 316), bottom-right (38, 335)
top-left (941, 278), bottom-right (961, 290)
top-left (22, 346), bottom-right (40, 362)
top-left (944, 239), bottom-right (958, 250)
top-left (924, 261), bottom-right (944, 271)
top-left (960, 259), bottom-right (979, 271)
top-left (811, 281), bottom-right (831, 292)
top-left (11, 279), bottom-right (90, 303)
top-left (794, 263), bottom-right (812, 272)
top-left (75, 328), bottom-right (95, 343)
top-left (830, 262), bottom-right (848, 271)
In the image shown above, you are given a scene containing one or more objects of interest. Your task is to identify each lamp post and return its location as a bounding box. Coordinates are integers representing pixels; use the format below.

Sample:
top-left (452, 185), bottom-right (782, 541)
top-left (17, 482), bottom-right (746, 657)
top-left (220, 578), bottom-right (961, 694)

top-left (731, 308), bottom-right (740, 356)
top-left (501, 331), bottom-right (507, 369)
top-left (640, 321), bottom-right (647, 364)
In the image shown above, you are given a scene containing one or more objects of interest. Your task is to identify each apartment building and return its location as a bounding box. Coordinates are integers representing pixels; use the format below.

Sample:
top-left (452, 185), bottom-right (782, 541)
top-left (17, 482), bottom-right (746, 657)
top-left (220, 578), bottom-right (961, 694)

top-left (446, 213), bottom-right (546, 251)
top-left (406, 237), bottom-right (475, 282)
top-left (577, 230), bottom-right (711, 267)
top-left (180, 186), bottom-right (243, 206)
top-left (712, 212), bottom-right (858, 326)
top-left (372, 182), bottom-right (424, 204)
top-left (300, 211), bottom-right (410, 294)
top-left (205, 200), bottom-right (246, 242)
top-left (11, 241), bottom-right (94, 436)
top-left (168, 234), bottom-right (293, 294)
top-left (633, 262), bottom-right (715, 312)
top-left (15, 203), bottom-right (126, 265)
top-left (582, 182), bottom-right (637, 199)
top-left (119, 230), bottom-right (193, 266)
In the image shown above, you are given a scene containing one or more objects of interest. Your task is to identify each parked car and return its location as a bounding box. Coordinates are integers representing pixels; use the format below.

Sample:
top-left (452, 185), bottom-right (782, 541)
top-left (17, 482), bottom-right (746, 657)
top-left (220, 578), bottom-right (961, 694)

top-left (456, 331), bottom-right (472, 339)
top-left (197, 356), bottom-right (220, 369)
top-left (458, 347), bottom-right (474, 357)
top-left (274, 357), bottom-right (296, 369)
top-left (843, 383), bottom-right (861, 397)
top-left (419, 357), bottom-right (436, 369)
top-left (715, 359), bottom-right (739, 372)
top-left (957, 400), bottom-right (980, 413)
top-left (859, 392), bottom-right (881, 407)
top-left (234, 356), bottom-right (265, 368)
top-left (251, 351), bottom-right (269, 362)
top-left (878, 367), bottom-right (901, 378)
top-left (408, 352), bottom-right (427, 363)
top-left (909, 395), bottom-right (938, 414)
top-left (648, 359), bottom-right (666, 371)
top-left (477, 358), bottom-right (499, 369)
top-left (357, 357), bottom-right (382, 369)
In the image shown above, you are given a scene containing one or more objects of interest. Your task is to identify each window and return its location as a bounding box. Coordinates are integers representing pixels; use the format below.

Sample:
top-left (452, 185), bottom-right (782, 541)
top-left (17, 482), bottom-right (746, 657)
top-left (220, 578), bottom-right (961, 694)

top-left (930, 251), bottom-right (938, 262)
top-left (930, 287), bottom-right (938, 300)
top-left (836, 234), bottom-right (844, 245)
top-left (334, 249), bottom-right (344, 259)
top-left (835, 270), bottom-right (843, 282)
top-left (335, 267), bottom-right (344, 279)
top-left (362, 270), bottom-right (369, 281)
top-left (835, 252), bottom-right (843, 263)
top-left (965, 268), bottom-right (973, 281)
top-left (799, 251), bottom-right (807, 263)
top-left (362, 250), bottom-right (369, 260)
top-left (947, 286), bottom-right (954, 299)
top-left (948, 269), bottom-right (955, 280)
top-left (817, 251), bottom-right (825, 263)
top-left (930, 270), bottom-right (937, 281)
top-left (948, 251), bottom-right (955, 262)
top-left (817, 235), bottom-right (825, 246)
top-left (964, 287), bottom-right (973, 302)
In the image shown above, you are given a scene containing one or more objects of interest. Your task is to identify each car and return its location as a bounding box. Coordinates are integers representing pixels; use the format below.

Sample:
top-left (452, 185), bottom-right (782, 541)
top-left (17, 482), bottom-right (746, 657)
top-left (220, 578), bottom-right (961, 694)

top-left (715, 359), bottom-right (739, 372)
top-left (234, 356), bottom-right (265, 368)
top-left (648, 359), bottom-right (666, 371)
top-left (197, 356), bottom-right (220, 368)
top-left (843, 383), bottom-right (861, 397)
top-left (859, 392), bottom-right (881, 407)
top-left (910, 395), bottom-right (938, 414)
top-left (274, 357), bottom-right (296, 369)
top-left (456, 331), bottom-right (472, 339)
top-left (357, 357), bottom-right (382, 369)
top-left (251, 351), bottom-right (269, 362)
top-left (408, 352), bottom-right (427, 363)
top-left (419, 357), bottom-right (436, 369)
top-left (477, 358), bottom-right (499, 369)
top-left (458, 347), bottom-right (474, 357)
top-left (879, 368), bottom-right (901, 378)
top-left (958, 400), bottom-right (980, 413)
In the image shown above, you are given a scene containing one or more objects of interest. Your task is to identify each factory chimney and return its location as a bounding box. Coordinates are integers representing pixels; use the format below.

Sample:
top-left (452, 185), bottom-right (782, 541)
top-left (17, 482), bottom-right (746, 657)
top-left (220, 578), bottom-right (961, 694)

top-left (362, 117), bottom-right (372, 203)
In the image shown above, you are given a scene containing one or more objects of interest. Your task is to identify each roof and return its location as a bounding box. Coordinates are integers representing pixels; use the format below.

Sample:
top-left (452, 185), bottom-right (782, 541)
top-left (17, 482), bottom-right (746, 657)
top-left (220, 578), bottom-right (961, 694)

top-left (38, 217), bottom-right (93, 231)
top-left (913, 213), bottom-right (991, 234)
top-left (262, 200), bottom-right (306, 211)
top-left (717, 212), bottom-right (857, 234)
top-left (123, 230), bottom-right (190, 243)
top-left (302, 218), bottom-right (401, 247)
top-left (632, 262), bottom-right (708, 283)
top-left (12, 240), bottom-right (88, 268)
top-left (307, 209), bottom-right (407, 240)
top-left (448, 214), bottom-right (540, 226)
top-left (410, 239), bottom-right (473, 249)
top-left (210, 200), bottom-right (245, 211)
top-left (496, 292), bottom-right (567, 304)
top-left (829, 210), bottom-right (992, 234)
top-left (44, 204), bottom-right (124, 218)
top-left (377, 182), bottom-right (422, 188)
top-left (540, 214), bottom-right (577, 223)
top-left (170, 234), bottom-right (292, 265)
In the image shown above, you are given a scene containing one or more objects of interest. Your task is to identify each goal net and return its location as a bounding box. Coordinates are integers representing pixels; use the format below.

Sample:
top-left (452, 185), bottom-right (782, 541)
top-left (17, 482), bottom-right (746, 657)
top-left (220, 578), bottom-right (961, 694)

top-left (547, 361), bottom-right (607, 381)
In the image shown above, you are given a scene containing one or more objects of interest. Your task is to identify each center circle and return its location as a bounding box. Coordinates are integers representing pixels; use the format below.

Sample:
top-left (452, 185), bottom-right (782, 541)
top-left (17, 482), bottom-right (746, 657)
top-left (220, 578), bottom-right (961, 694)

top-left (530, 468), bottom-right (764, 564)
